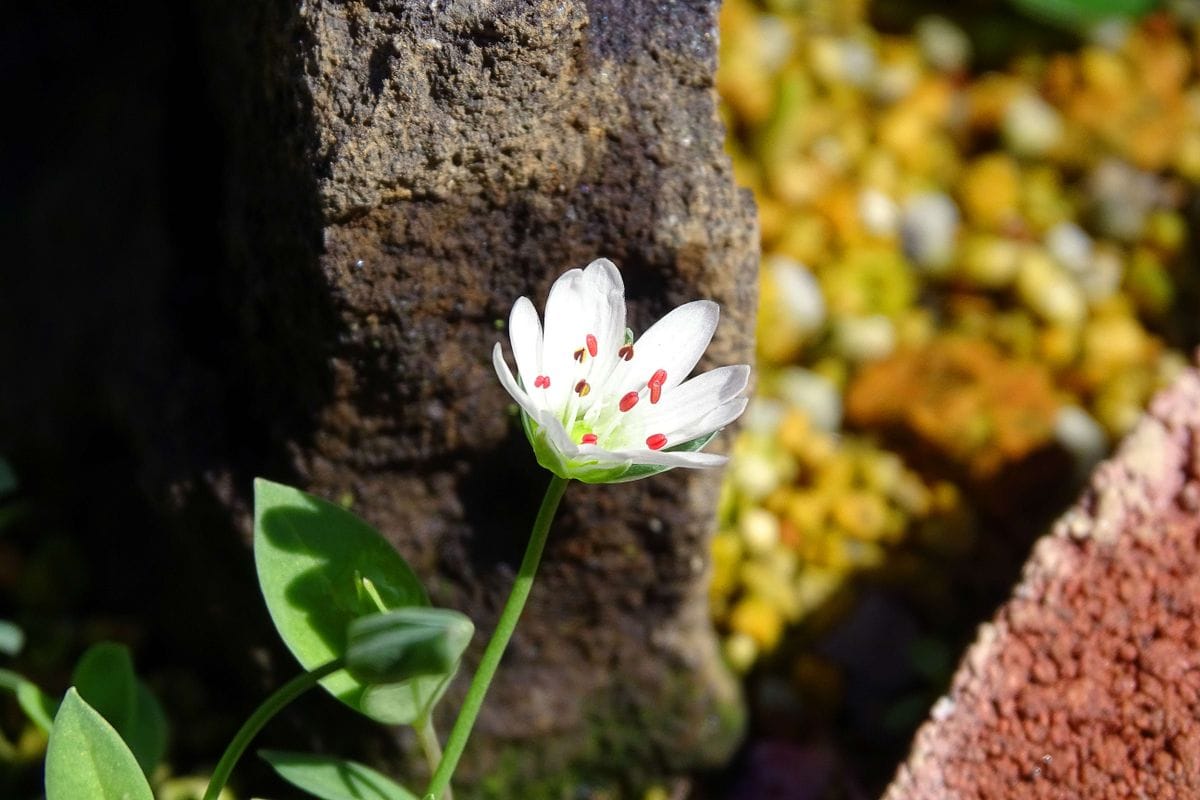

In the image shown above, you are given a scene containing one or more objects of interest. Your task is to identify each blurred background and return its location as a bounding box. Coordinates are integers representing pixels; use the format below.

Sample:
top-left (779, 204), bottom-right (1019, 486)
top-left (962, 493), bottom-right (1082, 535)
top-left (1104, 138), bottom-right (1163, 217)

top-left (709, 0), bottom-right (1200, 797)
top-left (4, 0), bottom-right (1200, 798)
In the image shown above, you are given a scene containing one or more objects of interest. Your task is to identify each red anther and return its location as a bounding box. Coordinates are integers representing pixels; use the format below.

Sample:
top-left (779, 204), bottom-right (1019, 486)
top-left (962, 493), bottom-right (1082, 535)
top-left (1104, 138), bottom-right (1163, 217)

top-left (573, 348), bottom-right (585, 362)
top-left (648, 369), bottom-right (667, 404)
top-left (619, 392), bottom-right (639, 412)
top-left (534, 375), bottom-right (550, 389)
top-left (574, 379), bottom-right (591, 397)
top-left (618, 344), bottom-right (634, 361)
top-left (586, 334), bottom-right (598, 357)
top-left (581, 433), bottom-right (598, 445)
top-left (646, 433), bottom-right (667, 450)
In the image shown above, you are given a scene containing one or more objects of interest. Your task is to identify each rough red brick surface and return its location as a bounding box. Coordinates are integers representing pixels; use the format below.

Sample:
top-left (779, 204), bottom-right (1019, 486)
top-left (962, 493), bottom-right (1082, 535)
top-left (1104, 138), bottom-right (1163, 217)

top-left (884, 360), bottom-right (1200, 800)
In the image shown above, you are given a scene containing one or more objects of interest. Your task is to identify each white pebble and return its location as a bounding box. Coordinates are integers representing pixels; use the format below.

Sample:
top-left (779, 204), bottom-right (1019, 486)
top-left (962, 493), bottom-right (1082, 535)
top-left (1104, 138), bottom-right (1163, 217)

top-left (773, 367), bottom-right (842, 432)
top-left (766, 255), bottom-right (826, 336)
top-left (901, 192), bottom-right (960, 273)
top-left (833, 315), bottom-right (896, 362)
top-left (1045, 221), bottom-right (1093, 275)
top-left (916, 16), bottom-right (971, 72)
top-left (858, 188), bottom-right (900, 237)
top-left (740, 508), bottom-right (781, 555)
top-left (1004, 92), bottom-right (1064, 157)
top-left (1055, 405), bottom-right (1108, 479)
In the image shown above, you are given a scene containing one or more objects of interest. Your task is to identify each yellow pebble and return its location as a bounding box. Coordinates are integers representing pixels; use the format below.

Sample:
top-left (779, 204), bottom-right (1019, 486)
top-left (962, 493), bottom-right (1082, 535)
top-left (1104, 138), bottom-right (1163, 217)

top-left (961, 154), bottom-right (1021, 229)
top-left (729, 595), bottom-right (785, 650)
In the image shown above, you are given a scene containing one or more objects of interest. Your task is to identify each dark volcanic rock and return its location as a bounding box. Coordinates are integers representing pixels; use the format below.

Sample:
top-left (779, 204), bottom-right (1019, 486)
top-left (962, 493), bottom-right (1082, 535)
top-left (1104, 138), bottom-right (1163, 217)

top-left (884, 359), bottom-right (1200, 800)
top-left (2, 0), bottom-right (756, 796)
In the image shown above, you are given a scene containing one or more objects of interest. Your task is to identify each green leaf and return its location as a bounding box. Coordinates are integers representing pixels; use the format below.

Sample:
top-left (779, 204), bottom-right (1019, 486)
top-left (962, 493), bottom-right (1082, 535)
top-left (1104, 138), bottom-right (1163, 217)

top-left (359, 670), bottom-right (455, 727)
top-left (126, 681), bottom-right (169, 775)
top-left (72, 643), bottom-right (137, 733)
top-left (346, 608), bottom-right (473, 685)
top-left (260, 750), bottom-right (418, 800)
top-left (17, 680), bottom-right (58, 733)
top-left (253, 478), bottom-right (428, 722)
top-left (45, 688), bottom-right (154, 800)
top-left (1009, 0), bottom-right (1157, 27)
top-left (0, 619), bottom-right (24, 656)
top-left (70, 642), bottom-right (169, 774)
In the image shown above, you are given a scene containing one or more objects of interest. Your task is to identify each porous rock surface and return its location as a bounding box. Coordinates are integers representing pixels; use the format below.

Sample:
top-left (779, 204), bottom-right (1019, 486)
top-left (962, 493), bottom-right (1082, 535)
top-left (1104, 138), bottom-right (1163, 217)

top-left (189, 0), bottom-right (758, 794)
top-left (884, 358), bottom-right (1200, 800)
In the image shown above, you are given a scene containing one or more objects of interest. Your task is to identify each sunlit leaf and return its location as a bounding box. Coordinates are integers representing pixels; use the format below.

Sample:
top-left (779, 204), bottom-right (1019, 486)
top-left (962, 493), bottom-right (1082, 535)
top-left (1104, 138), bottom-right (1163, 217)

top-left (260, 750), bottom-right (419, 800)
top-left (253, 478), bottom-right (428, 722)
top-left (45, 688), bottom-right (154, 800)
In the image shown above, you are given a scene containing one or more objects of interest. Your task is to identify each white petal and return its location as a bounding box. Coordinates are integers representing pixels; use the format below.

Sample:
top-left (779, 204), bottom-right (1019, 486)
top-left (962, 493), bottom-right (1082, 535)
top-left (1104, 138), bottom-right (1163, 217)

top-left (492, 342), bottom-right (541, 420)
top-left (662, 396), bottom-right (749, 445)
top-left (621, 300), bottom-right (720, 394)
top-left (635, 365), bottom-right (750, 432)
top-left (606, 447), bottom-right (729, 469)
top-left (581, 258), bottom-right (624, 298)
top-left (509, 297), bottom-right (542, 377)
top-left (578, 259), bottom-right (627, 395)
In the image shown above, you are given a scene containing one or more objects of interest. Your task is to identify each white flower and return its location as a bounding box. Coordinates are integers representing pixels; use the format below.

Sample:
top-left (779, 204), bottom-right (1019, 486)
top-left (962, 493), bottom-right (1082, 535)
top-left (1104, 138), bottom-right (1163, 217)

top-left (493, 258), bottom-right (750, 483)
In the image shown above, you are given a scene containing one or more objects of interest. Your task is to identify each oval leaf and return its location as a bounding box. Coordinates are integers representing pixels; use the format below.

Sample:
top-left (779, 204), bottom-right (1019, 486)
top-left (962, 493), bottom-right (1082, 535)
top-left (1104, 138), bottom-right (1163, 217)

top-left (346, 608), bottom-right (473, 685)
top-left (72, 642), bottom-right (137, 733)
top-left (253, 479), bottom-right (428, 720)
top-left (260, 749), bottom-right (418, 800)
top-left (126, 681), bottom-right (169, 775)
top-left (359, 670), bottom-right (455, 726)
top-left (45, 688), bottom-right (154, 800)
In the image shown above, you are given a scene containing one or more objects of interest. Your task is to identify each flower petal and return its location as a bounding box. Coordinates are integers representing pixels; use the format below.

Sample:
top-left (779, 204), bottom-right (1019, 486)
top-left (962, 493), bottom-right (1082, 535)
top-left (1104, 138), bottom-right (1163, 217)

top-left (578, 259), bottom-right (627, 393)
top-left (620, 300), bottom-right (720, 394)
top-left (661, 396), bottom-right (749, 445)
top-left (541, 269), bottom-right (588, 411)
top-left (509, 296), bottom-right (544, 393)
top-left (635, 364), bottom-right (750, 432)
top-left (603, 447), bottom-right (729, 469)
top-left (492, 342), bottom-right (541, 420)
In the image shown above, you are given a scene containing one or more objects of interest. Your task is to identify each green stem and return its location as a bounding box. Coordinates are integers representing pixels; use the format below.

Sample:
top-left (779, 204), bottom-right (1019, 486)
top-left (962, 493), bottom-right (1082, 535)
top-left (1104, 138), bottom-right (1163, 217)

top-left (423, 475), bottom-right (569, 800)
top-left (415, 717), bottom-right (452, 800)
top-left (202, 658), bottom-right (344, 800)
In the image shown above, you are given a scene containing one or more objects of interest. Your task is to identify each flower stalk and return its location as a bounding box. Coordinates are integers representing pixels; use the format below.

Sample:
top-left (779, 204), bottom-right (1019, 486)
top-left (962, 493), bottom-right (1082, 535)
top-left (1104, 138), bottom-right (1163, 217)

top-left (423, 475), bottom-right (569, 800)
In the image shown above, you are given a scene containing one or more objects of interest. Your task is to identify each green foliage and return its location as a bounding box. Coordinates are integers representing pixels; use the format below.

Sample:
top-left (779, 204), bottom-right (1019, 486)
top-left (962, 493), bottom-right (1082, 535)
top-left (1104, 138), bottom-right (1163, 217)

top-left (0, 619), bottom-right (24, 656)
top-left (1010, 0), bottom-right (1158, 27)
top-left (345, 608), bottom-right (473, 685)
top-left (45, 688), bottom-right (154, 800)
top-left (16, 679), bottom-right (58, 733)
top-left (253, 479), bottom-right (432, 722)
top-left (71, 642), bottom-right (169, 775)
top-left (260, 750), bottom-right (418, 800)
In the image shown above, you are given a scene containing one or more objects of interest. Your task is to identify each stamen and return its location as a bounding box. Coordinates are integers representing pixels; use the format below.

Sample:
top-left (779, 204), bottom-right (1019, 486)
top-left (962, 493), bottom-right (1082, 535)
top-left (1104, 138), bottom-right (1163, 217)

top-left (586, 334), bottom-right (598, 357)
top-left (646, 433), bottom-right (667, 450)
top-left (648, 368), bottom-right (667, 404)
top-left (573, 348), bottom-right (585, 363)
top-left (619, 392), bottom-right (639, 412)
top-left (534, 375), bottom-right (551, 389)
top-left (618, 344), bottom-right (634, 361)
top-left (581, 433), bottom-right (598, 445)
top-left (574, 379), bottom-right (591, 397)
